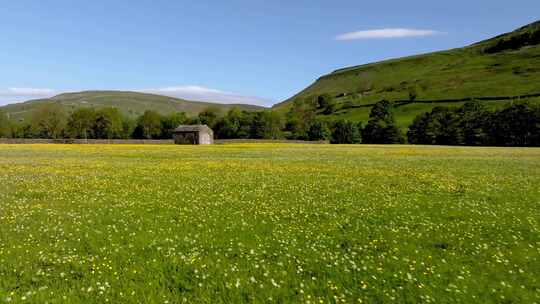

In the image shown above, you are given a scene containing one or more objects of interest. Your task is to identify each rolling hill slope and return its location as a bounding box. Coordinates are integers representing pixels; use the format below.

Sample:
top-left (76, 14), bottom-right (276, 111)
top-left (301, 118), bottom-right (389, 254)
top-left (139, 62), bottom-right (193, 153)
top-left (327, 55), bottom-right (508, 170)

top-left (1, 91), bottom-right (265, 122)
top-left (274, 20), bottom-right (540, 129)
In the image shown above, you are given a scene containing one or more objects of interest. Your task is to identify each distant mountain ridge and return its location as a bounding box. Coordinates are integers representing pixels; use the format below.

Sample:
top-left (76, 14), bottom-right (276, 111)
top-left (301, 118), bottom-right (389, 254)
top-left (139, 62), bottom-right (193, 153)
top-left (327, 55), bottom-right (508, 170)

top-left (1, 90), bottom-right (265, 122)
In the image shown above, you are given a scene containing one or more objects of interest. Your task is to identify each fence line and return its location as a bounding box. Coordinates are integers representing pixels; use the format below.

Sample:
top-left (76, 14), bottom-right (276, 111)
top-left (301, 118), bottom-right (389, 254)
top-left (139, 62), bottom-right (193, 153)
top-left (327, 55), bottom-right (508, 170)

top-left (215, 139), bottom-right (328, 144)
top-left (0, 138), bottom-right (174, 145)
top-left (0, 138), bottom-right (328, 145)
top-left (341, 93), bottom-right (540, 110)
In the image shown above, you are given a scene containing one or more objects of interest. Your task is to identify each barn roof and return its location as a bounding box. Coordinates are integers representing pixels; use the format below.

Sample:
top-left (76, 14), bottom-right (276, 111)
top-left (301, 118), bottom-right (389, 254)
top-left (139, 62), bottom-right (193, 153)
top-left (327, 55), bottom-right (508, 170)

top-left (173, 125), bottom-right (213, 133)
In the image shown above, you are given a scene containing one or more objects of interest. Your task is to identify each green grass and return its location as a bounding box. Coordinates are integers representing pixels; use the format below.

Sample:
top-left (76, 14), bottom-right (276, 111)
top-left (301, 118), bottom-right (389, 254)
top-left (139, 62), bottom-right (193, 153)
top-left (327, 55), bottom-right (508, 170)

top-left (0, 144), bottom-right (539, 303)
top-left (0, 91), bottom-right (265, 122)
top-left (286, 46), bottom-right (540, 104)
top-left (274, 21), bottom-right (540, 128)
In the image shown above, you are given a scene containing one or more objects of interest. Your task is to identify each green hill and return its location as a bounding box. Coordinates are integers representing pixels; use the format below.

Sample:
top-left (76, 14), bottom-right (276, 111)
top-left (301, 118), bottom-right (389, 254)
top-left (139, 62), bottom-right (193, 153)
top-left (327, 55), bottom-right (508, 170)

top-left (274, 20), bottom-right (540, 129)
top-left (1, 91), bottom-right (265, 122)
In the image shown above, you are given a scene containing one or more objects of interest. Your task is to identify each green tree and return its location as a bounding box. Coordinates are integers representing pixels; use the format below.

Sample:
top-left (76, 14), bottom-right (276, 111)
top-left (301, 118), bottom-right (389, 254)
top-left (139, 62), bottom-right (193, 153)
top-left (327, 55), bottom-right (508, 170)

top-left (362, 100), bottom-right (404, 144)
top-left (9, 122), bottom-right (34, 138)
top-left (458, 101), bottom-right (489, 145)
top-left (93, 107), bottom-right (123, 139)
top-left (487, 103), bottom-right (540, 146)
top-left (198, 107), bottom-right (219, 128)
top-left (215, 108), bottom-right (243, 139)
top-left (250, 112), bottom-right (267, 139)
top-left (331, 120), bottom-right (361, 144)
top-left (184, 116), bottom-right (201, 125)
top-left (407, 107), bottom-right (461, 145)
top-left (264, 111), bottom-right (285, 139)
top-left (407, 112), bottom-right (433, 144)
top-left (429, 107), bottom-right (461, 145)
top-left (285, 98), bottom-right (317, 139)
top-left (121, 118), bottom-right (136, 139)
top-left (0, 111), bottom-right (9, 138)
top-left (250, 111), bottom-right (284, 139)
top-left (236, 111), bottom-right (256, 138)
top-left (319, 95), bottom-right (338, 115)
top-left (67, 108), bottom-right (96, 139)
top-left (135, 110), bottom-right (163, 139)
top-left (307, 120), bottom-right (331, 141)
top-left (161, 112), bottom-right (187, 138)
top-left (407, 103), bottom-right (495, 146)
top-left (323, 102), bottom-right (337, 115)
top-left (317, 94), bottom-right (332, 109)
top-left (32, 103), bottom-right (67, 139)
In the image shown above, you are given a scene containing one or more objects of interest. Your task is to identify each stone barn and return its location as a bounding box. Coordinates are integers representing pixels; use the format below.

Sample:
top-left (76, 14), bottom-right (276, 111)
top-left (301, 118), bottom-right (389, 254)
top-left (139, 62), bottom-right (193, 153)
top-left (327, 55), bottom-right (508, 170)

top-left (172, 125), bottom-right (214, 145)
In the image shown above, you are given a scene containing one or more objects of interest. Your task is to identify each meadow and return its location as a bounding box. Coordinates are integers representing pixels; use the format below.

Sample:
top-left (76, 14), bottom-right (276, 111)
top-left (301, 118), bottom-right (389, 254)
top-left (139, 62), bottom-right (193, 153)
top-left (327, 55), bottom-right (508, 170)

top-left (0, 144), bottom-right (539, 303)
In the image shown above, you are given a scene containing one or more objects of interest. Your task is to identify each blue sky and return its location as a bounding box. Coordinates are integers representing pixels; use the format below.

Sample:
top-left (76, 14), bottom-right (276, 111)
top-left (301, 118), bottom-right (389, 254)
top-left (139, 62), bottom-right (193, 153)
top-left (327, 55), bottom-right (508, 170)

top-left (0, 0), bottom-right (538, 106)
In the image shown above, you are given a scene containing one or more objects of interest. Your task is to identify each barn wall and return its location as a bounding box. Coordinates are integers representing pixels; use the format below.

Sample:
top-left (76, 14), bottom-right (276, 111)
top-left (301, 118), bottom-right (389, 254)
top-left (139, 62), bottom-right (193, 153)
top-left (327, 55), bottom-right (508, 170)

top-left (173, 132), bottom-right (197, 144)
top-left (199, 133), bottom-right (213, 145)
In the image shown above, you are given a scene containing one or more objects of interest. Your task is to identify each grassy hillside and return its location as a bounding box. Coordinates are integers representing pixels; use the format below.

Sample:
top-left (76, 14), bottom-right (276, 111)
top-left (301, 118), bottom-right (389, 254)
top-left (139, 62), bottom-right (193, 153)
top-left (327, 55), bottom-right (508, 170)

top-left (1, 91), bottom-right (265, 122)
top-left (274, 20), bottom-right (540, 128)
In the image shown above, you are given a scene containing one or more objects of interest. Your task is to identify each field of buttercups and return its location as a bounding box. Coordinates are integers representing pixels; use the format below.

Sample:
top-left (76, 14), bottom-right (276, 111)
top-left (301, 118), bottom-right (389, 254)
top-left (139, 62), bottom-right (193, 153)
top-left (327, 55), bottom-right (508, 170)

top-left (0, 144), bottom-right (539, 303)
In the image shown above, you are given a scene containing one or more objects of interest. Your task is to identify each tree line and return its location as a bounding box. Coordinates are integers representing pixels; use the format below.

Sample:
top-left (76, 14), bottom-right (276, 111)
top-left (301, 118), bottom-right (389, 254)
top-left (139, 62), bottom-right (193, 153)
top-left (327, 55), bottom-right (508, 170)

top-left (0, 98), bottom-right (404, 143)
top-left (0, 104), bottom-right (288, 140)
top-left (408, 101), bottom-right (540, 146)
top-left (0, 99), bottom-right (538, 146)
top-left (0, 104), bottom-right (183, 140)
top-left (282, 97), bottom-right (540, 146)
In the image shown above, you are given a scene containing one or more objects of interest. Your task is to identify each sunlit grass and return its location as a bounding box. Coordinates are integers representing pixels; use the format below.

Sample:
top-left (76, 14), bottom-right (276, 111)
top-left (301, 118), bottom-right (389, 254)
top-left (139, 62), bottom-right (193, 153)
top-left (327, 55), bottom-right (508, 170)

top-left (0, 144), bottom-right (539, 303)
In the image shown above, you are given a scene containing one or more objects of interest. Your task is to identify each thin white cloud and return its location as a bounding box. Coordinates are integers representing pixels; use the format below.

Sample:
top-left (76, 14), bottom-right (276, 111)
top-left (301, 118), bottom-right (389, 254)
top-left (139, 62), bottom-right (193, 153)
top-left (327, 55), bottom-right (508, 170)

top-left (139, 86), bottom-right (272, 107)
top-left (0, 88), bottom-right (58, 106)
top-left (336, 28), bottom-right (441, 40)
